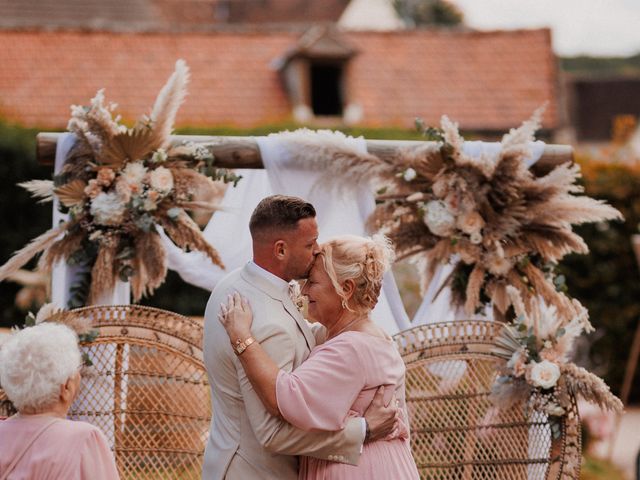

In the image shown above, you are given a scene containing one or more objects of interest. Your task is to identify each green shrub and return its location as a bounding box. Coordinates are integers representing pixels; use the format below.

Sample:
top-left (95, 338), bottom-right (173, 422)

top-left (0, 120), bottom-right (51, 328)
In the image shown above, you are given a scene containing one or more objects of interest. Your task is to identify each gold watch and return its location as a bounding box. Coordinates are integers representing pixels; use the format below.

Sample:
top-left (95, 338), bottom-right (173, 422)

top-left (232, 336), bottom-right (255, 356)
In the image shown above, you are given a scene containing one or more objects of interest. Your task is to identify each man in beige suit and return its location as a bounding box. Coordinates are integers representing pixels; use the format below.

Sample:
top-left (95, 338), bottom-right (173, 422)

top-left (203, 195), bottom-right (397, 479)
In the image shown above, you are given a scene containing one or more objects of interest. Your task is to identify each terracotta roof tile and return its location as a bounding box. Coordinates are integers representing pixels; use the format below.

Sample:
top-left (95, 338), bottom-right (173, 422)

top-left (0, 28), bottom-right (558, 130)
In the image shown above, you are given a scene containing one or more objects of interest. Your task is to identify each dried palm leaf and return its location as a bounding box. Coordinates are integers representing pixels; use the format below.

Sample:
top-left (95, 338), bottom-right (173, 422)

top-left (54, 179), bottom-right (87, 207)
top-left (0, 223), bottom-right (68, 282)
top-left (492, 324), bottom-right (522, 360)
top-left (18, 180), bottom-right (55, 203)
top-left (99, 127), bottom-right (157, 167)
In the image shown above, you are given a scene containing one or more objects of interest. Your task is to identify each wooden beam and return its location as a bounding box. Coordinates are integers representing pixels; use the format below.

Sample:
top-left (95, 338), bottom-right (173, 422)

top-left (36, 132), bottom-right (573, 175)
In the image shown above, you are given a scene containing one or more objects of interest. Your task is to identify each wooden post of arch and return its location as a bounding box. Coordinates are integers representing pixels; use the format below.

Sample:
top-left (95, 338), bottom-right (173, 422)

top-left (36, 132), bottom-right (574, 175)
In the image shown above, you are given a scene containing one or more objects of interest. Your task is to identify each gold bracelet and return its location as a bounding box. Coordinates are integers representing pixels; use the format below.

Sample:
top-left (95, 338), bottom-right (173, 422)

top-left (232, 336), bottom-right (255, 356)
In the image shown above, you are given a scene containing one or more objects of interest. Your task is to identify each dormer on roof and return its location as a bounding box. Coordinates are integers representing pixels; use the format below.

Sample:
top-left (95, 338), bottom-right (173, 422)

top-left (275, 25), bottom-right (362, 125)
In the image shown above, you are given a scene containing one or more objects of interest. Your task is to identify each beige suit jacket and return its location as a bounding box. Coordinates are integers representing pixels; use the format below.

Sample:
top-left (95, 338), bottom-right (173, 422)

top-left (202, 263), bottom-right (364, 480)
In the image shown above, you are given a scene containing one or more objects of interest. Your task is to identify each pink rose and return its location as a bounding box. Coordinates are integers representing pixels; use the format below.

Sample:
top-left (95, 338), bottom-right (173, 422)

top-left (84, 179), bottom-right (102, 199)
top-left (96, 167), bottom-right (116, 187)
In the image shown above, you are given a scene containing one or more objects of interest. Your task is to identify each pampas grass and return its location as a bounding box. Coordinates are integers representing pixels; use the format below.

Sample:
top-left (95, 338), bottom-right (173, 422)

top-left (38, 228), bottom-right (85, 273)
top-left (148, 59), bottom-right (190, 150)
top-left (161, 211), bottom-right (224, 269)
top-left (267, 129), bottom-right (395, 193)
top-left (0, 223), bottom-right (68, 283)
top-left (562, 363), bottom-right (623, 412)
top-left (18, 180), bottom-right (55, 203)
top-left (87, 243), bottom-right (117, 304)
top-left (132, 231), bottom-right (167, 300)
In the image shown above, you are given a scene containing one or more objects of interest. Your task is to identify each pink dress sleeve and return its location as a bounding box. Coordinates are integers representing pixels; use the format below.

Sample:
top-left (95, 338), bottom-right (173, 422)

top-left (79, 427), bottom-right (120, 479)
top-left (276, 335), bottom-right (365, 431)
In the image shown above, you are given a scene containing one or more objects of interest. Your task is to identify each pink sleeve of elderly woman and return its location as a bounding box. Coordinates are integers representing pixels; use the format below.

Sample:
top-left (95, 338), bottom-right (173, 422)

top-left (275, 336), bottom-right (365, 432)
top-left (79, 426), bottom-right (120, 479)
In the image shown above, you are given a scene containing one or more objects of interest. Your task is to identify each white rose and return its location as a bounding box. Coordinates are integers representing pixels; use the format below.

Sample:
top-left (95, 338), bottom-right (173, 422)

top-left (423, 200), bottom-right (456, 237)
top-left (402, 168), bottom-right (417, 182)
top-left (90, 191), bottom-right (126, 225)
top-left (470, 231), bottom-right (483, 245)
top-left (149, 166), bottom-right (174, 194)
top-left (122, 161), bottom-right (147, 187)
top-left (530, 360), bottom-right (561, 390)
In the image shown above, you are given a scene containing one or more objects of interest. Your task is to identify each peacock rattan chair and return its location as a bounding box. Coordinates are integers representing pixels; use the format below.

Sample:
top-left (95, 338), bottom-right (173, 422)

top-left (51, 305), bottom-right (211, 480)
top-left (393, 320), bottom-right (581, 480)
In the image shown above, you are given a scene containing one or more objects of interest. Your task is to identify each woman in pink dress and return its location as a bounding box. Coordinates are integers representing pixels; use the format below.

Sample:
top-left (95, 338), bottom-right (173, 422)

top-left (0, 322), bottom-right (119, 480)
top-left (219, 234), bottom-right (419, 479)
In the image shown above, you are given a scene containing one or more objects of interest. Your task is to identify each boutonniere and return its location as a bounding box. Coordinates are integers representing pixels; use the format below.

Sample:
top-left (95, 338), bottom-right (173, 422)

top-left (288, 280), bottom-right (306, 312)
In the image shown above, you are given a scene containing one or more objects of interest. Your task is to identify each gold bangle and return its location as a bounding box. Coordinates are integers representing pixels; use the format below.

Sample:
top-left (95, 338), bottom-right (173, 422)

top-left (232, 336), bottom-right (255, 356)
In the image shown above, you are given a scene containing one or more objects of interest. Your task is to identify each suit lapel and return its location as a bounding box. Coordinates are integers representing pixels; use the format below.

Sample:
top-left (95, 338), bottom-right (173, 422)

top-left (241, 265), bottom-right (315, 351)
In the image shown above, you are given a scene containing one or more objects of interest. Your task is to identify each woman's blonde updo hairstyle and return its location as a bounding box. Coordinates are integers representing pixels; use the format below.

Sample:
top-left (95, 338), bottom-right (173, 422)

top-left (319, 234), bottom-right (395, 313)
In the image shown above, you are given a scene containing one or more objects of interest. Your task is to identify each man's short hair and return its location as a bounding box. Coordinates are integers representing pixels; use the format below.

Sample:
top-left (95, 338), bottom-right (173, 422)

top-left (249, 195), bottom-right (316, 240)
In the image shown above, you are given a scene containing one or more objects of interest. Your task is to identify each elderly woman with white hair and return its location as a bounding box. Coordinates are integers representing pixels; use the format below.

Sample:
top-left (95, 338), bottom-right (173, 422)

top-left (0, 322), bottom-right (119, 479)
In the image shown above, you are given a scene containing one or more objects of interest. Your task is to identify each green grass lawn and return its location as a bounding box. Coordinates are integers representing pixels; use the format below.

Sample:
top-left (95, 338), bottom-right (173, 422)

top-left (581, 454), bottom-right (627, 480)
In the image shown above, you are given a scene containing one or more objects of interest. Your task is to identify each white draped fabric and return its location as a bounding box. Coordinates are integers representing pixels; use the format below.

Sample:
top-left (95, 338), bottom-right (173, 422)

top-left (162, 131), bottom-right (411, 334)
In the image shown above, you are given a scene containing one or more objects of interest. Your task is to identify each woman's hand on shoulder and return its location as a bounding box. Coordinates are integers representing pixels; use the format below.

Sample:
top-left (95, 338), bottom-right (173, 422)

top-left (218, 292), bottom-right (254, 341)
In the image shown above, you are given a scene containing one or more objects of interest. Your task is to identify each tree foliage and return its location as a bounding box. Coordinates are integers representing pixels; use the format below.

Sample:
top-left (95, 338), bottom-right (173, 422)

top-left (0, 121), bottom-right (51, 328)
top-left (393, 0), bottom-right (464, 27)
top-left (559, 157), bottom-right (640, 403)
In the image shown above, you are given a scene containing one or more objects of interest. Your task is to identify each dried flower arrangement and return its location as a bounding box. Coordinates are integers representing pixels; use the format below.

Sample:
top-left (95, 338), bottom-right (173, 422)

top-left (491, 286), bottom-right (623, 479)
top-left (368, 108), bottom-right (622, 321)
top-left (0, 60), bottom-right (240, 306)
top-left (491, 286), bottom-right (623, 442)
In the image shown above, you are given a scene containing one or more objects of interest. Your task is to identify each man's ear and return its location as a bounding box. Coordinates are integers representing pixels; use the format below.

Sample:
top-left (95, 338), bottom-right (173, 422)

top-left (274, 239), bottom-right (287, 259)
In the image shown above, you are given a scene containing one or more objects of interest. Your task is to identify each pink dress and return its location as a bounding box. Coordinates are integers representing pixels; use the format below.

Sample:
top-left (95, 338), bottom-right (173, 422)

top-left (276, 330), bottom-right (419, 480)
top-left (0, 414), bottom-right (119, 479)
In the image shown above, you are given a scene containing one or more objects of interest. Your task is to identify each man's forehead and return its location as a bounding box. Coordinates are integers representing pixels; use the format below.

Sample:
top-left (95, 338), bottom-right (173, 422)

top-left (297, 217), bottom-right (318, 236)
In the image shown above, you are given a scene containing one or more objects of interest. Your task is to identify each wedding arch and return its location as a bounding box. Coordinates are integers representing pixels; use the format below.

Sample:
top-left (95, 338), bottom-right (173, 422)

top-left (0, 62), bottom-right (624, 475)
